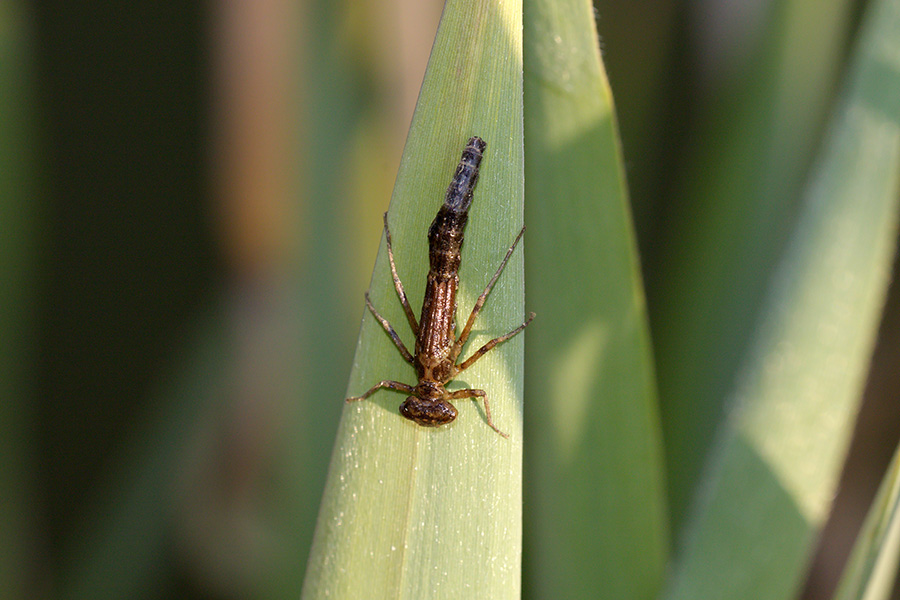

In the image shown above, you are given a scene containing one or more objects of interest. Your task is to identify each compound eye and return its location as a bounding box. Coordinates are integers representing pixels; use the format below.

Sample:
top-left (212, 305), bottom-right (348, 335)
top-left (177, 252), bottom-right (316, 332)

top-left (400, 396), bottom-right (458, 427)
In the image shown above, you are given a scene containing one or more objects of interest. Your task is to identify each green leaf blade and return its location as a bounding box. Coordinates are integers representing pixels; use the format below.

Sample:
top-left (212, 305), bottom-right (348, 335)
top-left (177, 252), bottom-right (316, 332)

top-left (302, 1), bottom-right (526, 598)
top-left (653, 0), bottom-right (859, 528)
top-left (664, 0), bottom-right (900, 597)
top-left (522, 0), bottom-right (669, 598)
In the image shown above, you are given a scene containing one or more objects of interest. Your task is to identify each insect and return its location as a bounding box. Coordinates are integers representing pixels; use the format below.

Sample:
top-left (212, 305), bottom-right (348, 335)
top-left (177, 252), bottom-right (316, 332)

top-left (346, 136), bottom-right (534, 438)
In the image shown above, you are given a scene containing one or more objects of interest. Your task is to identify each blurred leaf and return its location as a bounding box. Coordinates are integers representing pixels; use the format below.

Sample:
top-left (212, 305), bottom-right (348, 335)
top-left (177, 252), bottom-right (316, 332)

top-left (301, 0), bottom-right (526, 597)
top-left (56, 310), bottom-right (231, 600)
top-left (521, 0), bottom-right (669, 598)
top-left (0, 3), bottom-right (36, 599)
top-left (663, 0), bottom-right (900, 596)
top-left (591, 0), bottom-right (681, 231)
top-left (833, 442), bottom-right (900, 600)
top-left (652, 0), bottom-right (858, 529)
top-left (248, 1), bottom-right (373, 594)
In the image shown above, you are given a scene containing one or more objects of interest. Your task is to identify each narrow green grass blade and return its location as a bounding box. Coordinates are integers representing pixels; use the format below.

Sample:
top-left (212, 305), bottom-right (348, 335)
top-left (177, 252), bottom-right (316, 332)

top-left (521, 0), bottom-right (669, 599)
top-left (653, 0), bottom-right (857, 528)
top-left (664, 0), bottom-right (900, 597)
top-left (833, 442), bottom-right (900, 600)
top-left (0, 3), bottom-right (36, 599)
top-left (301, 0), bottom-right (525, 597)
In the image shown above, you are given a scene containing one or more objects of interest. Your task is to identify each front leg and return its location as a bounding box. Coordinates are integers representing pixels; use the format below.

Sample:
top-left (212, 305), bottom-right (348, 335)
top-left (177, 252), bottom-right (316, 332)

top-left (347, 380), bottom-right (416, 402)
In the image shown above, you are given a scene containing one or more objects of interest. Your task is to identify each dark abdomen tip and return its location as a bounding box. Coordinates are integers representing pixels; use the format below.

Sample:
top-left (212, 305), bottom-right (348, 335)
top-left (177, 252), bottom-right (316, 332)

top-left (443, 137), bottom-right (487, 212)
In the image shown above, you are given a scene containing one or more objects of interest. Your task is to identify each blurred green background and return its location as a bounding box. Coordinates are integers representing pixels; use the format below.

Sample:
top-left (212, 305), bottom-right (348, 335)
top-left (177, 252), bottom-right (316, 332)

top-left (2, 0), bottom-right (898, 598)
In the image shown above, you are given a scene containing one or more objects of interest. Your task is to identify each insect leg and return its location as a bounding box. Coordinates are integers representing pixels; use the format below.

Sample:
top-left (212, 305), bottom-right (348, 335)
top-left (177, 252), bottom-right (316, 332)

top-left (456, 312), bottom-right (534, 373)
top-left (383, 213), bottom-right (419, 336)
top-left (450, 226), bottom-right (526, 362)
top-left (447, 388), bottom-right (508, 438)
top-left (346, 380), bottom-right (416, 402)
top-left (365, 292), bottom-right (414, 364)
